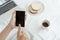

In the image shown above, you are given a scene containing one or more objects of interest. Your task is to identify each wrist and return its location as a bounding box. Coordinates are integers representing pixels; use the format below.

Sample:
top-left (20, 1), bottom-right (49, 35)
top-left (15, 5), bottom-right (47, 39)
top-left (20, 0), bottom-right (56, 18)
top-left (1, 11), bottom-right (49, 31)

top-left (7, 24), bottom-right (14, 29)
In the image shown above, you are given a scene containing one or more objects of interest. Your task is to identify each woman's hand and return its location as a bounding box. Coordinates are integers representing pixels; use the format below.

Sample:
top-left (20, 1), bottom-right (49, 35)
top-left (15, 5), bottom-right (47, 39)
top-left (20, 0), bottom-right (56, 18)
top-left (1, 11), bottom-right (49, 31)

top-left (8, 11), bottom-right (28, 40)
top-left (0, 12), bottom-right (16, 40)
top-left (8, 12), bottom-right (16, 29)
top-left (17, 24), bottom-right (28, 40)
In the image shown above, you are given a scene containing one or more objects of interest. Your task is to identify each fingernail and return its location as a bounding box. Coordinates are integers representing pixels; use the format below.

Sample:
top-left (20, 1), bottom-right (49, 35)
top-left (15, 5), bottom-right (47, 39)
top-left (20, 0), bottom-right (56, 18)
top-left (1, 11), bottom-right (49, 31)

top-left (19, 24), bottom-right (21, 27)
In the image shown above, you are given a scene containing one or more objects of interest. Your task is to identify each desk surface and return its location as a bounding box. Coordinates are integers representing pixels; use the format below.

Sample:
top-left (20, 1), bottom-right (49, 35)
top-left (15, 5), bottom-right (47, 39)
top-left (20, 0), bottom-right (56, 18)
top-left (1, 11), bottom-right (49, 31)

top-left (0, 0), bottom-right (60, 40)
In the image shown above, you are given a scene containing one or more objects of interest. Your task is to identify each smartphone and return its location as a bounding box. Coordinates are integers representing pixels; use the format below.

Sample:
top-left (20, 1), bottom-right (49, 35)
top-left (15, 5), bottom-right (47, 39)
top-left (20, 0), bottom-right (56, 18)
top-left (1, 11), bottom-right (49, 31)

top-left (16, 11), bottom-right (25, 27)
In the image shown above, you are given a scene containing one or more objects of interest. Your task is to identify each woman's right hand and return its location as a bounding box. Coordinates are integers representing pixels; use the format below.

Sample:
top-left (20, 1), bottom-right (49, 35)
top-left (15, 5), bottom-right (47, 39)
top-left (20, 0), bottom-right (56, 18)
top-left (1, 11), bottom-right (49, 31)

top-left (17, 24), bottom-right (28, 40)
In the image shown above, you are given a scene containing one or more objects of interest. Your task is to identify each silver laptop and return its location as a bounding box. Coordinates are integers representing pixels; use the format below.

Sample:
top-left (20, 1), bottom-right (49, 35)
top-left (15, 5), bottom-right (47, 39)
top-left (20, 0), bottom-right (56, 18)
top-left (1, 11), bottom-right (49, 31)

top-left (0, 0), bottom-right (17, 15)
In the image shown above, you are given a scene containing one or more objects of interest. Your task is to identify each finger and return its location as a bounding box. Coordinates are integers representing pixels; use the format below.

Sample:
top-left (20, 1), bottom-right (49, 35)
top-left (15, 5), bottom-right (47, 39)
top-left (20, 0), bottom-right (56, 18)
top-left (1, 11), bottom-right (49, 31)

top-left (17, 24), bottom-right (21, 37)
top-left (12, 11), bottom-right (16, 19)
top-left (22, 32), bottom-right (27, 37)
top-left (18, 24), bottom-right (21, 32)
top-left (18, 24), bottom-right (23, 36)
top-left (11, 11), bottom-right (16, 25)
top-left (10, 11), bottom-right (16, 20)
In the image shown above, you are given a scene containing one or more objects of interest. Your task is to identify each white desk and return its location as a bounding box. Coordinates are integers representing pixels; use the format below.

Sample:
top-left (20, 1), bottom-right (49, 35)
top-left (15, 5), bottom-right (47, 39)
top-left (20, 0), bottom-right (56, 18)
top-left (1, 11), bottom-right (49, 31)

top-left (0, 0), bottom-right (60, 40)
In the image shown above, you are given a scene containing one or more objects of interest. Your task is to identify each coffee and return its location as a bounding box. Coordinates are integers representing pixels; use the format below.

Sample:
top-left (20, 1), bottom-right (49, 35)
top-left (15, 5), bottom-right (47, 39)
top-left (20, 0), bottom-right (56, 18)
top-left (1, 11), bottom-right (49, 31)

top-left (42, 22), bottom-right (49, 27)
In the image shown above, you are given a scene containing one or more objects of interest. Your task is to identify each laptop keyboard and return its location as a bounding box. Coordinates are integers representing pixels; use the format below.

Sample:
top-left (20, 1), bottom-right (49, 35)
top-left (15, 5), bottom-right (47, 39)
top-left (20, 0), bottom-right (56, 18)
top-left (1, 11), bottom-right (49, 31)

top-left (0, 1), bottom-right (17, 15)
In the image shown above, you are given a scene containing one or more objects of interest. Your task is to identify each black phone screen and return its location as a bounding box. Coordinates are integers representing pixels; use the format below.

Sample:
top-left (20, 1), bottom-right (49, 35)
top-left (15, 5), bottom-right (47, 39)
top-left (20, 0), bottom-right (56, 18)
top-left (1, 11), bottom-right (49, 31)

top-left (16, 11), bottom-right (25, 27)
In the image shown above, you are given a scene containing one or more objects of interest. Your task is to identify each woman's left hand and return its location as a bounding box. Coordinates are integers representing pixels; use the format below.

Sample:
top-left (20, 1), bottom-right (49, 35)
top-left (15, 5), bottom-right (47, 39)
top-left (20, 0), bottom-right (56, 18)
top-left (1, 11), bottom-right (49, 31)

top-left (8, 11), bottom-right (16, 29)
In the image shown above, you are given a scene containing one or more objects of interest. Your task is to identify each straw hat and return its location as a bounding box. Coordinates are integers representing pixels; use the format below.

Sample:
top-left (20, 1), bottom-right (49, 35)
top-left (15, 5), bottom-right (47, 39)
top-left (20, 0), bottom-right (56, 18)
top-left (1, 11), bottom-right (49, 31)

top-left (29, 1), bottom-right (44, 14)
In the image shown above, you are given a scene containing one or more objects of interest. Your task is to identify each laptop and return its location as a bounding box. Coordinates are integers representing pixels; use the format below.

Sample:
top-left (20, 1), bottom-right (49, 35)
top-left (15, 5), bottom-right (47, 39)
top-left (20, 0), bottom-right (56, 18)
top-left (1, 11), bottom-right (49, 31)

top-left (0, 0), bottom-right (17, 15)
